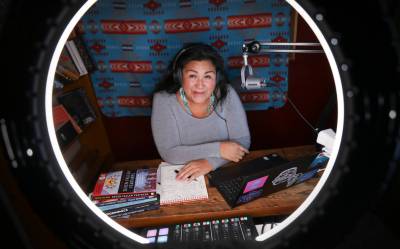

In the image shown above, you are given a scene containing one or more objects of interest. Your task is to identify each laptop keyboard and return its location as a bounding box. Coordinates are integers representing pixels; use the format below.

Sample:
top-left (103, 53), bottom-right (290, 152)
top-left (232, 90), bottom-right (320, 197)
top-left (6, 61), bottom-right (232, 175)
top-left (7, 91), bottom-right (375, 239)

top-left (217, 176), bottom-right (244, 202)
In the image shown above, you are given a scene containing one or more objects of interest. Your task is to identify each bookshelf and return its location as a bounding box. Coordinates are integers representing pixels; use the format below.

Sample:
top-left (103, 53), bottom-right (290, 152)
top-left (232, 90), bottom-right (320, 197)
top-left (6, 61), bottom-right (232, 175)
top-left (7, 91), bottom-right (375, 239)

top-left (52, 36), bottom-right (113, 194)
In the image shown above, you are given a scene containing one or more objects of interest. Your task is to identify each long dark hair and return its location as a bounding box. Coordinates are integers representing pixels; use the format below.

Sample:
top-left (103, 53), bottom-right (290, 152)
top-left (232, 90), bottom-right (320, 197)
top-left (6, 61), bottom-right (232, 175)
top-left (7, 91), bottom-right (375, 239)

top-left (153, 43), bottom-right (229, 106)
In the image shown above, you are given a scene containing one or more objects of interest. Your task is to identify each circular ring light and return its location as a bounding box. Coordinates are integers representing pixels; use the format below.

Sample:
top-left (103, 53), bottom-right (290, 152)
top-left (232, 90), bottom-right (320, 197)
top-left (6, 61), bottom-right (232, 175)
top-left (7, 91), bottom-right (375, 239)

top-left (45, 0), bottom-right (345, 245)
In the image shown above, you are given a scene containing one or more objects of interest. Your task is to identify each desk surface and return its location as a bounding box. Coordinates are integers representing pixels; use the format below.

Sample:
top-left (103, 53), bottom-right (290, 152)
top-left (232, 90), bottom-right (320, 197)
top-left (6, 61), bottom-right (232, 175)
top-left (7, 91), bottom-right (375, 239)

top-left (112, 145), bottom-right (320, 228)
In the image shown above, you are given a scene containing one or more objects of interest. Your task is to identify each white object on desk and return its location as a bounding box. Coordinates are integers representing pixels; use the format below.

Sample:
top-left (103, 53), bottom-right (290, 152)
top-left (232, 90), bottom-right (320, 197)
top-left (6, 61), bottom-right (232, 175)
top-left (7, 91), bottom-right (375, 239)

top-left (157, 162), bottom-right (209, 205)
top-left (316, 128), bottom-right (336, 156)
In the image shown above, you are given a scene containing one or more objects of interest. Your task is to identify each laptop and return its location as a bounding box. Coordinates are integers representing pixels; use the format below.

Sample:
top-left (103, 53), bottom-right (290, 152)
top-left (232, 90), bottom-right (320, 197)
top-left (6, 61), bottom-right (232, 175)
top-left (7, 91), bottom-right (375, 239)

top-left (208, 152), bottom-right (329, 208)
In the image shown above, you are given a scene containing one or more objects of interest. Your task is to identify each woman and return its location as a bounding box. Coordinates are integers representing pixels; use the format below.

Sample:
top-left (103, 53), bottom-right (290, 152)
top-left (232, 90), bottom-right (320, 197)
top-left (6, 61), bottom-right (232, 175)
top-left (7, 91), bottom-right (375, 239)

top-left (151, 43), bottom-right (251, 182)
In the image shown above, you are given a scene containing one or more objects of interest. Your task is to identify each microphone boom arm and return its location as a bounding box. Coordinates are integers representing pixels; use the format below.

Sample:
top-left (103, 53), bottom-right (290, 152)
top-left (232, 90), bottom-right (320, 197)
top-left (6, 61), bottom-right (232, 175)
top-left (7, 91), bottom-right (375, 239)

top-left (240, 40), bottom-right (322, 134)
top-left (242, 40), bottom-right (323, 54)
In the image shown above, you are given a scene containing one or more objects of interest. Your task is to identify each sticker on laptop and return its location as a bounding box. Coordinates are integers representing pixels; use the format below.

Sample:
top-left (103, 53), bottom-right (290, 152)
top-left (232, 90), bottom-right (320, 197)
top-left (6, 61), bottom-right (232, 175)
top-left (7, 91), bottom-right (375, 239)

top-left (243, 175), bottom-right (269, 194)
top-left (272, 167), bottom-right (302, 187)
top-left (236, 188), bottom-right (264, 205)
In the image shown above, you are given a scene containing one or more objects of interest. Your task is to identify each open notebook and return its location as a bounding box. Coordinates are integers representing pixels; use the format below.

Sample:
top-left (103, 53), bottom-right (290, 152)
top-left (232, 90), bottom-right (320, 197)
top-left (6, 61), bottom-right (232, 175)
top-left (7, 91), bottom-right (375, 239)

top-left (156, 162), bottom-right (209, 205)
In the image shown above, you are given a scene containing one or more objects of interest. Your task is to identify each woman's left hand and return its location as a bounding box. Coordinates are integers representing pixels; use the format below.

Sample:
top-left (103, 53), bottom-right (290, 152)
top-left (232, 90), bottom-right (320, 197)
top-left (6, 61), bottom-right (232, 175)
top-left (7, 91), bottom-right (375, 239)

top-left (176, 159), bottom-right (213, 182)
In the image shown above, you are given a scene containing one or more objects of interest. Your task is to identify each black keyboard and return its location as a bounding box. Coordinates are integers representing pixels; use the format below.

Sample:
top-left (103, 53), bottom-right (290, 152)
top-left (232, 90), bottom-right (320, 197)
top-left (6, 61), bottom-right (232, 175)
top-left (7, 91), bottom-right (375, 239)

top-left (216, 176), bottom-right (244, 203)
top-left (132, 216), bottom-right (258, 244)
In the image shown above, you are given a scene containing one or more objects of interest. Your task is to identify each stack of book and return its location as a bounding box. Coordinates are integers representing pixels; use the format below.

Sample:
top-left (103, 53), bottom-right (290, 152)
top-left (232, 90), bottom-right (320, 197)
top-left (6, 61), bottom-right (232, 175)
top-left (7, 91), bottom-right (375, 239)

top-left (90, 168), bottom-right (160, 218)
top-left (56, 31), bottom-right (96, 85)
top-left (56, 46), bottom-right (80, 84)
top-left (65, 35), bottom-right (96, 76)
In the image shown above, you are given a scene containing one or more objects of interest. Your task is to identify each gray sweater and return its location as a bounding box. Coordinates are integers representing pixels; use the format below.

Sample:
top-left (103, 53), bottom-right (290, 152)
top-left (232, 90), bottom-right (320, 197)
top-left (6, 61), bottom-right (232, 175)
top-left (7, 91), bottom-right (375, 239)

top-left (151, 85), bottom-right (251, 170)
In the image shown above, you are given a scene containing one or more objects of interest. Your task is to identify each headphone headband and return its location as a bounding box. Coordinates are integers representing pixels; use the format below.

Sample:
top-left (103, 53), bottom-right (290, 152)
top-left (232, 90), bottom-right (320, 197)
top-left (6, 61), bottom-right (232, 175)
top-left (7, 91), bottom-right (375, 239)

top-left (172, 47), bottom-right (190, 72)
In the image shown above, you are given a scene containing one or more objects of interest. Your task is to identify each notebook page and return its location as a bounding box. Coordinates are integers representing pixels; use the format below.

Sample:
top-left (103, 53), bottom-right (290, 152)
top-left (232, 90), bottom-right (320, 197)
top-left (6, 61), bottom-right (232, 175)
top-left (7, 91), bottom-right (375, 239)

top-left (159, 164), bottom-right (208, 205)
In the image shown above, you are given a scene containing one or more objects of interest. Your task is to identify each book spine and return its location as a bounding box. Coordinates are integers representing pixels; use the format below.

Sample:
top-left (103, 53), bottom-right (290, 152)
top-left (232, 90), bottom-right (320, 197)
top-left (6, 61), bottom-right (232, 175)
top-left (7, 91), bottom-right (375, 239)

top-left (119, 169), bottom-right (134, 193)
top-left (95, 194), bottom-right (156, 207)
top-left (107, 201), bottom-right (160, 218)
top-left (92, 173), bottom-right (107, 196)
top-left (60, 46), bottom-right (81, 75)
top-left (98, 196), bottom-right (158, 212)
top-left (73, 36), bottom-right (96, 72)
top-left (118, 170), bottom-right (128, 193)
top-left (102, 198), bottom-right (159, 215)
top-left (91, 191), bottom-right (157, 201)
top-left (66, 40), bottom-right (88, 75)
top-left (57, 64), bottom-right (80, 80)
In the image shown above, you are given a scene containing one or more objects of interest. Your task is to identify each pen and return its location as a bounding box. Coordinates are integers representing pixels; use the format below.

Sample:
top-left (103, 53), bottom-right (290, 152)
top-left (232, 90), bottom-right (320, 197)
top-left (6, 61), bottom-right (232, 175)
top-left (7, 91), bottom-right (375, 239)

top-left (174, 169), bottom-right (198, 181)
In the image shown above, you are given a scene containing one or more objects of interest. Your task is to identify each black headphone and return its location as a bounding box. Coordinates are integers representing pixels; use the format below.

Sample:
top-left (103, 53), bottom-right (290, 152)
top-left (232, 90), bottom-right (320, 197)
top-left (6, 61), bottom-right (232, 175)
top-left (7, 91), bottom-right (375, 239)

top-left (172, 44), bottom-right (221, 85)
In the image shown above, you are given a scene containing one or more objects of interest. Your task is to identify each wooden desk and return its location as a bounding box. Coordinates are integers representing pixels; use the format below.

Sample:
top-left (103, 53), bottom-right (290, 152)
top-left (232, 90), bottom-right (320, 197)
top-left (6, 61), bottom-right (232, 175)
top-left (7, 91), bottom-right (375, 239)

top-left (112, 145), bottom-right (320, 228)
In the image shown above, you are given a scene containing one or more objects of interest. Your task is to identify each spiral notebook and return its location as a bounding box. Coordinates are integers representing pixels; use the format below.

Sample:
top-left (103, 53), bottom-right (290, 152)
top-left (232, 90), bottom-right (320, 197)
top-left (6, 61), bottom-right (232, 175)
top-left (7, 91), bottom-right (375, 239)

top-left (157, 162), bottom-right (209, 205)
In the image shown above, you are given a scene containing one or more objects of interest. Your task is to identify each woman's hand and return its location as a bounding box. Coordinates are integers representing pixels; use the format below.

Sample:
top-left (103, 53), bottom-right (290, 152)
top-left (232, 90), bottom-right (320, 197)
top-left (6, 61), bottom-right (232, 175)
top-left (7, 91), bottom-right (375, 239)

top-left (176, 159), bottom-right (213, 182)
top-left (220, 141), bottom-right (249, 162)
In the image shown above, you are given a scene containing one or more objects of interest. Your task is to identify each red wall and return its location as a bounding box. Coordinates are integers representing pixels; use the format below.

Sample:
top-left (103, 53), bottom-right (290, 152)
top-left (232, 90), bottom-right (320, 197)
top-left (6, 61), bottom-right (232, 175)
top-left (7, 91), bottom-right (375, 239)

top-left (102, 16), bottom-right (337, 162)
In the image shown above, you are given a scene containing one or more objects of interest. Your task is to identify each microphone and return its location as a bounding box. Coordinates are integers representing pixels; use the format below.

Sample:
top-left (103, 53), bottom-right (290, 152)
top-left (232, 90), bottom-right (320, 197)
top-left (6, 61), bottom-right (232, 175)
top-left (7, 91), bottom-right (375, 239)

top-left (240, 52), bottom-right (267, 90)
top-left (243, 75), bottom-right (267, 90)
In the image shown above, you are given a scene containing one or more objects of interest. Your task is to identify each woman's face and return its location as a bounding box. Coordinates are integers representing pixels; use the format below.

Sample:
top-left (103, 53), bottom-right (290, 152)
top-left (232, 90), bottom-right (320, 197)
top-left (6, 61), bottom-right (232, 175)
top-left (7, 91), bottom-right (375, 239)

top-left (181, 60), bottom-right (217, 105)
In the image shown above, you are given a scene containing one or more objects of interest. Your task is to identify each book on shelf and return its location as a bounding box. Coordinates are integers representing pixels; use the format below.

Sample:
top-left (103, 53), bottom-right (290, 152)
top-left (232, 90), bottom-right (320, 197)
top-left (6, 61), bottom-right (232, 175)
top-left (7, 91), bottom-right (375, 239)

top-left (56, 64), bottom-right (80, 81)
top-left (70, 35), bottom-right (96, 73)
top-left (54, 71), bottom-right (74, 86)
top-left (66, 35), bottom-right (96, 76)
top-left (56, 46), bottom-right (80, 84)
top-left (157, 162), bottom-right (209, 205)
top-left (91, 168), bottom-right (158, 200)
top-left (53, 104), bottom-right (82, 134)
top-left (66, 40), bottom-right (87, 76)
top-left (55, 120), bottom-right (78, 149)
top-left (57, 88), bottom-right (96, 129)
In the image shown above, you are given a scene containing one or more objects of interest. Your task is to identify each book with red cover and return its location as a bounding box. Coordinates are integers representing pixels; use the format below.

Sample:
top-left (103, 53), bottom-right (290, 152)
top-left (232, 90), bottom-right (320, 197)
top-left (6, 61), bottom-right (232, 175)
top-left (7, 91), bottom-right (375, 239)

top-left (53, 104), bottom-right (82, 134)
top-left (57, 88), bottom-right (97, 129)
top-left (92, 168), bottom-right (157, 200)
top-left (93, 193), bottom-right (157, 207)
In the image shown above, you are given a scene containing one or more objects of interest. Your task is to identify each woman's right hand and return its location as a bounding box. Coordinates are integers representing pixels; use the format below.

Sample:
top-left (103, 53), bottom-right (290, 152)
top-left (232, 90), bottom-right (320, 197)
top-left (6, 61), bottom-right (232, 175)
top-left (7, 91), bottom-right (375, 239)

top-left (220, 141), bottom-right (249, 162)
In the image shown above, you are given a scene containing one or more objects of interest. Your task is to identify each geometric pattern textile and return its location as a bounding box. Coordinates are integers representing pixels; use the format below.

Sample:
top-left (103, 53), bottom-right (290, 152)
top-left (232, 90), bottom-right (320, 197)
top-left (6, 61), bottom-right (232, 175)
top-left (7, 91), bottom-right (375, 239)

top-left (78, 0), bottom-right (292, 117)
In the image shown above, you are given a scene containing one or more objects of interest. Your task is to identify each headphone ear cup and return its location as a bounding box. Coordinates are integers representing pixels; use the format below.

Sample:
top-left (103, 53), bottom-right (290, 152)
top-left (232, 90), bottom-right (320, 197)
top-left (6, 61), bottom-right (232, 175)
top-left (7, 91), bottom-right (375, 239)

top-left (216, 71), bottom-right (221, 86)
top-left (173, 67), bottom-right (182, 85)
top-left (172, 47), bottom-right (189, 85)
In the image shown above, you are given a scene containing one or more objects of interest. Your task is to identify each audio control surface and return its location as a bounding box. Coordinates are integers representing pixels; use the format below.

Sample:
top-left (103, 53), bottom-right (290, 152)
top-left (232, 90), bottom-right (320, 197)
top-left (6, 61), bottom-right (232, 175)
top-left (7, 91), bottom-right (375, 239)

top-left (132, 216), bottom-right (258, 244)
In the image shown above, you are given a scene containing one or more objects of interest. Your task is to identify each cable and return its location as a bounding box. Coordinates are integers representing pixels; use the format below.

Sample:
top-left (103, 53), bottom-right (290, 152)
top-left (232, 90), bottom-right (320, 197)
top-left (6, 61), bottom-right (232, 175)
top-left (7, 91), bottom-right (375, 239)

top-left (212, 101), bottom-right (230, 140)
top-left (240, 59), bottom-right (318, 135)
top-left (265, 81), bottom-right (319, 135)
